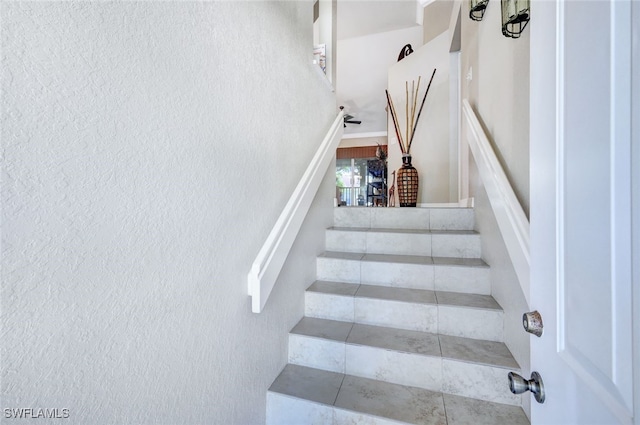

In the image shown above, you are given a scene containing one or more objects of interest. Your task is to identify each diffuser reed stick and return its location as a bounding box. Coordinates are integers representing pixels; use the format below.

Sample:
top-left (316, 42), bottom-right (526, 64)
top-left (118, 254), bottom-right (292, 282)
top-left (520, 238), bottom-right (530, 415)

top-left (410, 77), bottom-right (421, 143)
top-left (408, 68), bottom-right (436, 153)
top-left (385, 89), bottom-right (405, 154)
top-left (405, 81), bottom-right (409, 153)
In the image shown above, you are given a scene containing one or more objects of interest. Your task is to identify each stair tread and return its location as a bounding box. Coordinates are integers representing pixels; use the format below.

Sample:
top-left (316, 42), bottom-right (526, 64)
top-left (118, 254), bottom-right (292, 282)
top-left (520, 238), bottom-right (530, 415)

top-left (307, 281), bottom-right (501, 311)
top-left (290, 318), bottom-right (518, 369)
top-left (357, 283), bottom-right (437, 304)
top-left (319, 251), bottom-right (365, 260)
top-left (269, 364), bottom-right (529, 425)
top-left (362, 253), bottom-right (433, 264)
top-left (291, 317), bottom-right (353, 342)
top-left (328, 226), bottom-right (478, 236)
top-left (347, 322), bottom-right (441, 357)
top-left (439, 334), bottom-right (519, 369)
top-left (435, 291), bottom-right (500, 310)
top-left (269, 364), bottom-right (343, 405)
top-left (320, 251), bottom-right (489, 267)
top-left (307, 280), bottom-right (360, 296)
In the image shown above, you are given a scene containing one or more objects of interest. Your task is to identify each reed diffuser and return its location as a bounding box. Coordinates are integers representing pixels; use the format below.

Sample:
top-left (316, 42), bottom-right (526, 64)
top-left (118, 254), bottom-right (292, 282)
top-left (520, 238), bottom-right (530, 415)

top-left (385, 68), bottom-right (436, 207)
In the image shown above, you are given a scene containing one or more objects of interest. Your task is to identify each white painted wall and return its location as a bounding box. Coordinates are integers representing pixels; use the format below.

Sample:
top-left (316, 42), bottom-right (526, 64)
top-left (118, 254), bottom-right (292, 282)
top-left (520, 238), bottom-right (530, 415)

top-left (1, 2), bottom-right (336, 424)
top-left (337, 26), bottom-right (423, 135)
top-left (422, 0), bottom-right (453, 45)
top-left (469, 157), bottom-right (531, 419)
top-left (388, 31), bottom-right (452, 204)
top-left (318, 0), bottom-right (337, 85)
top-left (454, 1), bottom-right (531, 417)
top-left (461, 0), bottom-right (530, 215)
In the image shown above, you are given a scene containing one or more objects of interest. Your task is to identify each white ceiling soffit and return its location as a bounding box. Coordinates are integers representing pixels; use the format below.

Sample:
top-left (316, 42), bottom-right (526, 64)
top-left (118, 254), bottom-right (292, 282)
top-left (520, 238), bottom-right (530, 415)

top-left (337, 0), bottom-right (421, 41)
top-left (416, 0), bottom-right (436, 25)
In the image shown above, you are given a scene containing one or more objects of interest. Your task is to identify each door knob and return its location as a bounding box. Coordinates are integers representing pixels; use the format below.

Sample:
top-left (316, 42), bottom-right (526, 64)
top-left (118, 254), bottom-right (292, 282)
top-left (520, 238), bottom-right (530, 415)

top-left (522, 310), bottom-right (543, 336)
top-left (508, 371), bottom-right (545, 403)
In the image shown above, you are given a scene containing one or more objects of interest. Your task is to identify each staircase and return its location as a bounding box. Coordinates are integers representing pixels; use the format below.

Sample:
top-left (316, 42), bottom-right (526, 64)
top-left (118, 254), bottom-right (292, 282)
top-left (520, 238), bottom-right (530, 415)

top-left (267, 207), bottom-right (530, 425)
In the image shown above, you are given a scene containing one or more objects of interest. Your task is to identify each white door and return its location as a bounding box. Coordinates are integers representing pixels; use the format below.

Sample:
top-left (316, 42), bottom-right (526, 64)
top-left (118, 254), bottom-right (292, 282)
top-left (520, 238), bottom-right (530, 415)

top-left (529, 1), bottom-right (638, 424)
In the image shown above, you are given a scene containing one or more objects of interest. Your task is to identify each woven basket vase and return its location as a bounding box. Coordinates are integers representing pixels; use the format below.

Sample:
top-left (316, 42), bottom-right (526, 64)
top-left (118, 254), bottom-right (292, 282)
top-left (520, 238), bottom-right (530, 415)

top-left (397, 154), bottom-right (418, 207)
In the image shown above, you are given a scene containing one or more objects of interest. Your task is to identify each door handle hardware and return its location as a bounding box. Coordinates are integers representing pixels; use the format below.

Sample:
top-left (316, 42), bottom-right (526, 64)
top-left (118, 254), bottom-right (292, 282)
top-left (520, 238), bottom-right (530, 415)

top-left (522, 310), bottom-right (543, 336)
top-left (508, 371), bottom-right (545, 403)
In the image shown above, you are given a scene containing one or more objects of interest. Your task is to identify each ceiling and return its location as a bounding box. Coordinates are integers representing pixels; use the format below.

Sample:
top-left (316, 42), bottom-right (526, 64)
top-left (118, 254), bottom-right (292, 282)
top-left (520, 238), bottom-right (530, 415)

top-left (337, 0), bottom-right (420, 41)
top-left (336, 0), bottom-right (424, 137)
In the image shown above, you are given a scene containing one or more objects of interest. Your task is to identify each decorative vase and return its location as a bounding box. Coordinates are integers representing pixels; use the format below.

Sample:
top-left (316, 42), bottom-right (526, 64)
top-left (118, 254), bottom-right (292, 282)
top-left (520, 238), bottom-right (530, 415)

top-left (397, 154), bottom-right (418, 207)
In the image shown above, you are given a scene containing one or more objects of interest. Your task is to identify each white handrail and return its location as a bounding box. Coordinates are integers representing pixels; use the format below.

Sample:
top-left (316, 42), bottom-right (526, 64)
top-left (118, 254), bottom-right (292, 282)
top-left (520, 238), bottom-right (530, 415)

top-left (248, 112), bottom-right (344, 313)
top-left (462, 99), bottom-right (530, 306)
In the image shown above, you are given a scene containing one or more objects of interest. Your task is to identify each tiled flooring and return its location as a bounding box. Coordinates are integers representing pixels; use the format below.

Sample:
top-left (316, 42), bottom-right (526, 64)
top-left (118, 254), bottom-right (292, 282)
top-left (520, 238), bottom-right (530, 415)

top-left (319, 251), bottom-right (490, 267)
top-left (268, 207), bottom-right (529, 424)
top-left (307, 281), bottom-right (499, 311)
top-left (269, 364), bottom-right (530, 425)
top-left (289, 317), bottom-right (517, 369)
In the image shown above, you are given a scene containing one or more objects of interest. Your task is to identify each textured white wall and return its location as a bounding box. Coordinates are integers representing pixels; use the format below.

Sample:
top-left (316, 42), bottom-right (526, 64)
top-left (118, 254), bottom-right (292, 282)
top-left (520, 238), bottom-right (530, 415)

top-left (388, 32), bottom-right (451, 204)
top-left (1, 2), bottom-right (336, 424)
top-left (461, 0), bottom-right (530, 216)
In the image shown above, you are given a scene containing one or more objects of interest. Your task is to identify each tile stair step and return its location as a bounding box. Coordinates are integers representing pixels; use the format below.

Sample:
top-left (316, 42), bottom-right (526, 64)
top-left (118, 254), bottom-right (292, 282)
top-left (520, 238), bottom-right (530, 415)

top-left (287, 317), bottom-right (518, 405)
top-left (305, 281), bottom-right (502, 341)
top-left (267, 364), bottom-right (529, 425)
top-left (316, 251), bottom-right (490, 294)
top-left (325, 227), bottom-right (482, 258)
top-left (333, 207), bottom-right (475, 231)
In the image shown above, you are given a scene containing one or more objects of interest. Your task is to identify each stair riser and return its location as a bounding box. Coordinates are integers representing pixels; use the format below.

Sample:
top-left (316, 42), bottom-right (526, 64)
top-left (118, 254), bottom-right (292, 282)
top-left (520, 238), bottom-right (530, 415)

top-left (432, 234), bottom-right (481, 258)
top-left (326, 230), bottom-right (430, 256)
top-left (316, 258), bottom-right (362, 284)
top-left (267, 393), bottom-right (404, 425)
top-left (305, 292), bottom-right (354, 322)
top-left (305, 293), bottom-right (503, 339)
top-left (435, 266), bottom-right (491, 295)
top-left (360, 262), bottom-right (434, 289)
top-left (326, 231), bottom-right (481, 258)
top-left (287, 335), bottom-right (519, 405)
top-left (345, 345), bottom-right (442, 392)
top-left (317, 258), bottom-right (489, 293)
top-left (266, 393), bottom-right (334, 425)
top-left (354, 298), bottom-right (437, 333)
top-left (333, 207), bottom-right (474, 231)
top-left (318, 258), bottom-right (433, 289)
top-left (442, 360), bottom-right (522, 406)
top-left (438, 306), bottom-right (504, 342)
top-left (288, 336), bottom-right (345, 373)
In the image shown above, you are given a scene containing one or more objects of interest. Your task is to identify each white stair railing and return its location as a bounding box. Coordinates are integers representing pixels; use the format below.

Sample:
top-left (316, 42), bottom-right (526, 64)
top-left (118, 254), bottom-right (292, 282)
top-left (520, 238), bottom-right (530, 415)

top-left (248, 112), bottom-right (344, 313)
top-left (462, 99), bottom-right (530, 306)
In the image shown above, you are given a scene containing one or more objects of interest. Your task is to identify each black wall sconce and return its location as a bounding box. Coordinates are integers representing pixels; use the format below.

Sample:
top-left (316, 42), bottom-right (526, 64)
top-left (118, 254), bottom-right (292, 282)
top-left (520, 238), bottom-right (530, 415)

top-left (501, 0), bottom-right (530, 38)
top-left (469, 0), bottom-right (489, 21)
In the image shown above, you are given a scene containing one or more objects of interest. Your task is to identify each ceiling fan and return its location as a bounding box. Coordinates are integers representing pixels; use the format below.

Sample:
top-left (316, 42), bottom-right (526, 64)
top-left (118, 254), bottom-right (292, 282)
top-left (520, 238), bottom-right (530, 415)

top-left (339, 106), bottom-right (361, 127)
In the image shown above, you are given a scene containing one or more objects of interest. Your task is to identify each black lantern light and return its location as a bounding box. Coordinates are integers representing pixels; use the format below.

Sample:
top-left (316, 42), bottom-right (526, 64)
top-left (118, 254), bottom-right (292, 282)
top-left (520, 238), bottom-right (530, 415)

top-left (469, 0), bottom-right (489, 21)
top-left (501, 0), bottom-right (530, 38)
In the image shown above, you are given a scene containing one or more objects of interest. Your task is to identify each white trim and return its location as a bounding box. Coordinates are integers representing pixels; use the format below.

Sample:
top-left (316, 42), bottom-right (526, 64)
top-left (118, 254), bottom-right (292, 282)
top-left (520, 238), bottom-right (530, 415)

top-left (416, 202), bottom-right (465, 208)
top-left (632, 4), bottom-right (640, 423)
top-left (248, 113), bottom-right (344, 313)
top-left (341, 131), bottom-right (387, 139)
top-left (417, 0), bottom-right (436, 7)
top-left (449, 51), bottom-right (460, 202)
top-left (462, 99), bottom-right (530, 306)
